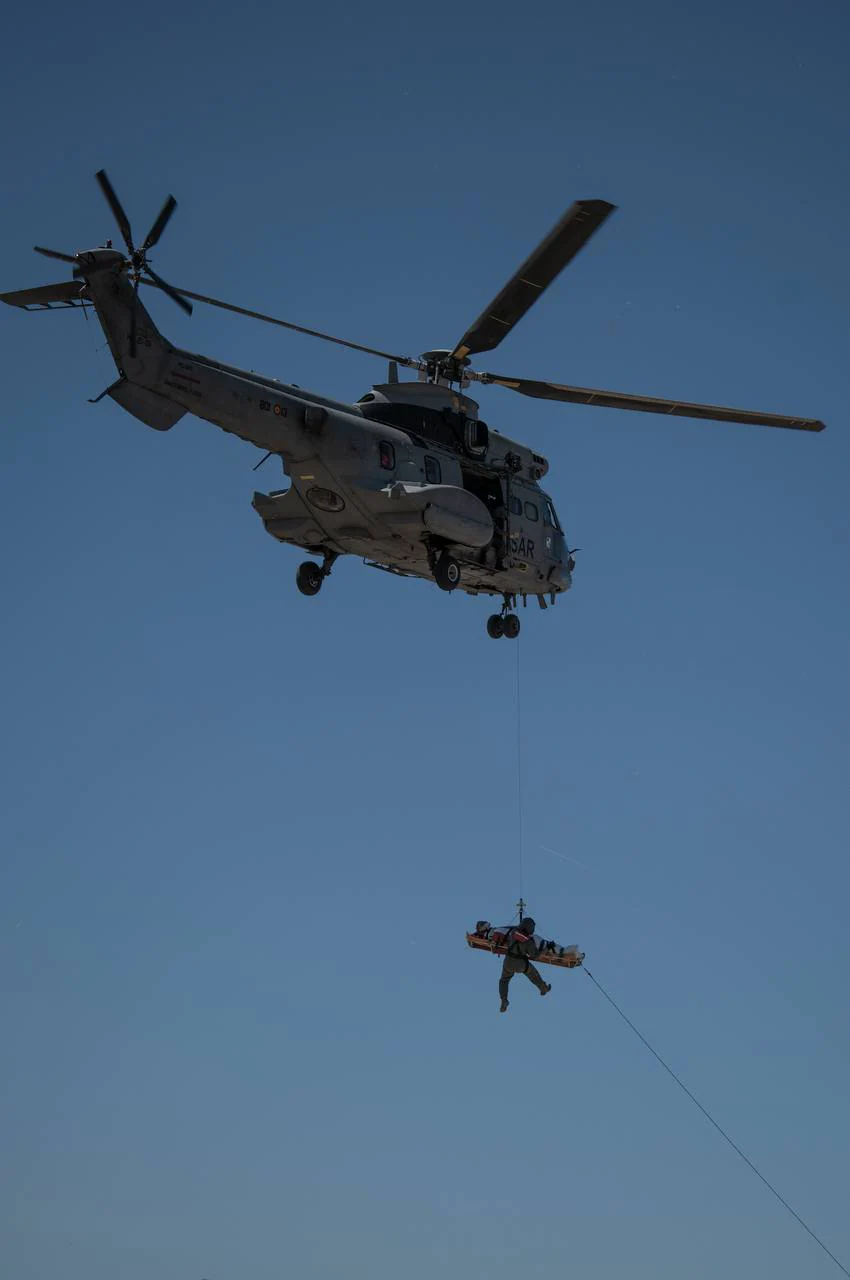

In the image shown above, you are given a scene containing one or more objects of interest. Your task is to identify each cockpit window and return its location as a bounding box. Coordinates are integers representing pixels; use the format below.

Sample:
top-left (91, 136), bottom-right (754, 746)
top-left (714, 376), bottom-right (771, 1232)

top-left (542, 497), bottom-right (561, 530)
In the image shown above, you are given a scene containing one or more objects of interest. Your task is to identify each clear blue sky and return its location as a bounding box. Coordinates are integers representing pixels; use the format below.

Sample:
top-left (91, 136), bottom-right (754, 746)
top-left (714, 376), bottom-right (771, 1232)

top-left (2, 1), bottom-right (849, 1278)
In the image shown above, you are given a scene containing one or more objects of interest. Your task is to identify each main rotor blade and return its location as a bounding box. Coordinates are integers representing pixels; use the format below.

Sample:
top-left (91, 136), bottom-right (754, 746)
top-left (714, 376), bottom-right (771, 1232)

top-left (141, 194), bottom-right (177, 252)
top-left (451, 199), bottom-right (616, 362)
top-left (475, 372), bottom-right (825, 432)
top-left (140, 280), bottom-right (419, 366)
top-left (34, 246), bottom-right (77, 264)
top-left (95, 169), bottom-right (134, 253)
top-left (145, 267), bottom-right (193, 315)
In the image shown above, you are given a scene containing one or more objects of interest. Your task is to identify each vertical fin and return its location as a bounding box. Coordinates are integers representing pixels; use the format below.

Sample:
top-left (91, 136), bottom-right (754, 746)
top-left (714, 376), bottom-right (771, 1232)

top-left (84, 265), bottom-right (172, 386)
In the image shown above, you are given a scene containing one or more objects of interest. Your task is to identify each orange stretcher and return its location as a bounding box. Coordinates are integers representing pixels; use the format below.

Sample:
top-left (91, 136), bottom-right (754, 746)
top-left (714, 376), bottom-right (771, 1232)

top-left (466, 927), bottom-right (585, 970)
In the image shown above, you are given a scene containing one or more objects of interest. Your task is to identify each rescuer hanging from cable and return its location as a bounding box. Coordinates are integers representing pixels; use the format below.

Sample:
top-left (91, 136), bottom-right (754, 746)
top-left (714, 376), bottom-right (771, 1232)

top-left (474, 916), bottom-right (572, 1012)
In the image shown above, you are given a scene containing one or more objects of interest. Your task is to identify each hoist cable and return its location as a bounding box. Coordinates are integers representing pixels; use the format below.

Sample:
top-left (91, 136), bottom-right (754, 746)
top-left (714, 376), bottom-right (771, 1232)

top-left (583, 967), bottom-right (849, 1279)
top-left (515, 637), bottom-right (524, 913)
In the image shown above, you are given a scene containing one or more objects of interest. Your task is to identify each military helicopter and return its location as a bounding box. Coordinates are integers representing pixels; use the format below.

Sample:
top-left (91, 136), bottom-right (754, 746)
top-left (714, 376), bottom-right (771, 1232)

top-left (1, 172), bottom-right (824, 638)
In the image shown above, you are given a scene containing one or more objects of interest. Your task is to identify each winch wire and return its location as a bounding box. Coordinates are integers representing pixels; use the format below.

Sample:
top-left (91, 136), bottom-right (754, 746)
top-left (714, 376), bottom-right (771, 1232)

top-left (515, 638), bottom-right (524, 913)
top-left (584, 966), bottom-right (850, 1279)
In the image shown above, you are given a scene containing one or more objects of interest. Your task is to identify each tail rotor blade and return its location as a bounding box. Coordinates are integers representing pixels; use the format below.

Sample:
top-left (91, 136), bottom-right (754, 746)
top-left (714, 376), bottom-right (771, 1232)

top-left (146, 266), bottom-right (193, 314)
top-left (129, 278), bottom-right (139, 358)
top-left (141, 194), bottom-right (177, 252)
top-left (34, 246), bottom-right (77, 264)
top-left (95, 169), bottom-right (134, 254)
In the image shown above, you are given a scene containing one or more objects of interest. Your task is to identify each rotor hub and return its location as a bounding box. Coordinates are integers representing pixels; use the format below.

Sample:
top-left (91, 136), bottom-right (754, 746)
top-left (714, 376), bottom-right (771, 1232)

top-left (419, 348), bottom-right (471, 386)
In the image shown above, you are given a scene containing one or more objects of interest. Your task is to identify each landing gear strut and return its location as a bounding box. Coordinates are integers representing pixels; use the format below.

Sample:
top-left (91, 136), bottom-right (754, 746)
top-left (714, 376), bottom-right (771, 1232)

top-left (487, 595), bottom-right (521, 640)
top-left (296, 551), bottom-right (338, 597)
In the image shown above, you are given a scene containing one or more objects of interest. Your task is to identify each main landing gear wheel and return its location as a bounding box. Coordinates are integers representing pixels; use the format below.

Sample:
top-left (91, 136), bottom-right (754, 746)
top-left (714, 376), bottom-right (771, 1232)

top-left (487, 611), bottom-right (520, 639)
top-left (296, 561), bottom-right (324, 596)
top-left (434, 552), bottom-right (461, 592)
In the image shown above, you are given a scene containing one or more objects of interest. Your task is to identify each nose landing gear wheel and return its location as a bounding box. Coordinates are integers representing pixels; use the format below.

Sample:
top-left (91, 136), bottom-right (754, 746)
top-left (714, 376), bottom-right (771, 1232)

top-left (503, 613), bottom-right (521, 639)
top-left (487, 614), bottom-right (505, 639)
top-left (296, 561), bottom-right (323, 596)
top-left (434, 552), bottom-right (461, 592)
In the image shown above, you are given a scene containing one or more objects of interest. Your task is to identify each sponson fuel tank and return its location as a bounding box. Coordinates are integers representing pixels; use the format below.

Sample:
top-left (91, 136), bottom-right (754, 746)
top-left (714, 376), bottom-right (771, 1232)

top-left (368, 481), bottom-right (493, 548)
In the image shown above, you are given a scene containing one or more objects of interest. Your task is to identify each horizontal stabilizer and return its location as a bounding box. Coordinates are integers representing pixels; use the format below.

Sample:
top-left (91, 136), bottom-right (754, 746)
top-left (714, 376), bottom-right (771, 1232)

top-left (466, 931), bottom-right (585, 970)
top-left (0, 280), bottom-right (89, 310)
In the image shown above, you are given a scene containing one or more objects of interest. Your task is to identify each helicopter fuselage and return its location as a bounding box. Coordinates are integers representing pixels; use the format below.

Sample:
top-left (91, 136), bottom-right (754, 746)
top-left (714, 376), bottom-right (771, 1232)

top-left (83, 249), bottom-right (573, 605)
top-left (5, 173), bottom-right (824, 635)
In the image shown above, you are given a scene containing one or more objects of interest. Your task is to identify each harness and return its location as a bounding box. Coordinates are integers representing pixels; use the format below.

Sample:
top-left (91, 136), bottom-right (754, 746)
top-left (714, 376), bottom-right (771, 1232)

top-left (506, 928), bottom-right (533, 970)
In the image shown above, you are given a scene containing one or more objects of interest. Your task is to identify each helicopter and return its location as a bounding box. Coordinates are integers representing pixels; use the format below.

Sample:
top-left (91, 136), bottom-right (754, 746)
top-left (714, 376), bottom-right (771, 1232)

top-left (1, 171), bottom-right (824, 639)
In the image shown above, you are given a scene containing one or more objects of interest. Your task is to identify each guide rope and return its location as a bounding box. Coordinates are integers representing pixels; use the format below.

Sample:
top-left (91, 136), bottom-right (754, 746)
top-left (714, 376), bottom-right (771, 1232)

top-left (584, 966), bottom-right (849, 1278)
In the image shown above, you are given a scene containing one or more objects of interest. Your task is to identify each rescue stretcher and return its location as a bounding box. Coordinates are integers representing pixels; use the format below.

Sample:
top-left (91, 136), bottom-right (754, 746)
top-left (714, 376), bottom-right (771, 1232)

top-left (467, 923), bottom-right (585, 969)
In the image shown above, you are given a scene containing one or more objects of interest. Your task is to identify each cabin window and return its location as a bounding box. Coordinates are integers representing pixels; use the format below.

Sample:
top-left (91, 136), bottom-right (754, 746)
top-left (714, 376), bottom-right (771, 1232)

top-left (509, 496), bottom-right (523, 516)
top-left (379, 441), bottom-right (396, 471)
top-left (524, 501), bottom-right (539, 522)
top-left (425, 455), bottom-right (441, 484)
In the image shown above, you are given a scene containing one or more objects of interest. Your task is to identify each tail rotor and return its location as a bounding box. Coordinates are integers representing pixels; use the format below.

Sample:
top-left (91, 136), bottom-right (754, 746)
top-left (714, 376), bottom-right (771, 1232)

top-left (32, 169), bottom-right (193, 358)
top-left (94, 170), bottom-right (191, 356)
top-left (34, 246), bottom-right (77, 264)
